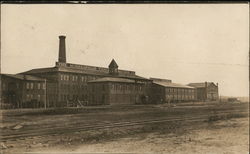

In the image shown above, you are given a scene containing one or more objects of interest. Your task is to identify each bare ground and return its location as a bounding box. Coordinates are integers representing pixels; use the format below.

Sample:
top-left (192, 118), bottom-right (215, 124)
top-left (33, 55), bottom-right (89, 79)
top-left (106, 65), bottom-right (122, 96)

top-left (1, 102), bottom-right (249, 154)
top-left (1, 117), bottom-right (248, 154)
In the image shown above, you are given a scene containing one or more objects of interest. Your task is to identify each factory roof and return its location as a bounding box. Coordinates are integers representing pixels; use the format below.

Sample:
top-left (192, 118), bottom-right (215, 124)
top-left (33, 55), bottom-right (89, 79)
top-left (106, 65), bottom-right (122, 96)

top-left (1, 74), bottom-right (45, 81)
top-left (88, 77), bottom-right (136, 83)
top-left (153, 80), bottom-right (195, 89)
top-left (21, 63), bottom-right (150, 81)
top-left (188, 82), bottom-right (217, 88)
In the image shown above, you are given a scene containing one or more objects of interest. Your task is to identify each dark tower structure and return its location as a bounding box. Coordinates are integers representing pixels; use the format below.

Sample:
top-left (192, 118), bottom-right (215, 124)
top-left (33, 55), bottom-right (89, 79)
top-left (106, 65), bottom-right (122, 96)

top-left (58, 35), bottom-right (66, 63)
top-left (109, 59), bottom-right (119, 75)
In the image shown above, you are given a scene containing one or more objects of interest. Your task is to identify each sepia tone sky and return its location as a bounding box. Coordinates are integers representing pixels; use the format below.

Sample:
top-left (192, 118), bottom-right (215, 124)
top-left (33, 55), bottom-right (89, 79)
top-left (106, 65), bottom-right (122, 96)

top-left (1, 4), bottom-right (249, 97)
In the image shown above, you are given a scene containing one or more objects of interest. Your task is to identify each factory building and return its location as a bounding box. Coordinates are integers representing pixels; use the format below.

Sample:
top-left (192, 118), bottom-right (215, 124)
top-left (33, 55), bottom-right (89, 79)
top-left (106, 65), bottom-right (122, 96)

top-left (149, 78), bottom-right (196, 103)
top-left (188, 82), bottom-right (219, 101)
top-left (0, 74), bottom-right (54, 108)
top-left (0, 35), bottom-right (219, 109)
top-left (88, 77), bottom-right (147, 105)
top-left (0, 35), bottom-right (151, 108)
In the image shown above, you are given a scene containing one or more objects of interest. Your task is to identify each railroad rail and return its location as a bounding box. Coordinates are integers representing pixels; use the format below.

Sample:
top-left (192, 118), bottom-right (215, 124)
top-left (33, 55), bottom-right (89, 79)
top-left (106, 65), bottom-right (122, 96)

top-left (1, 109), bottom-right (248, 142)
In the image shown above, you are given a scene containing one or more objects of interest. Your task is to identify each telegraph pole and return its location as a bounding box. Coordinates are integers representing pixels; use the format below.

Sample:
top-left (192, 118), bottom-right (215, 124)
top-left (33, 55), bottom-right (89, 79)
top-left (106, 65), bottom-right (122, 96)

top-left (44, 79), bottom-right (47, 109)
top-left (0, 4), bottom-right (2, 108)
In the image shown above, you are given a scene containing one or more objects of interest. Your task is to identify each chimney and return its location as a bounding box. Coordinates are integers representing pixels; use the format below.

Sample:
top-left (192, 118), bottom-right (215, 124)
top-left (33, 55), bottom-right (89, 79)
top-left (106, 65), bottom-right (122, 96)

top-left (58, 35), bottom-right (66, 63)
top-left (205, 81), bottom-right (207, 88)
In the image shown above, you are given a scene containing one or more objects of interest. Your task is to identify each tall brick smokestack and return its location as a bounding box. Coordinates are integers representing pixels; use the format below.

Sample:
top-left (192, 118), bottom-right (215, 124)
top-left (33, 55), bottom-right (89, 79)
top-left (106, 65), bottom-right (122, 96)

top-left (58, 35), bottom-right (66, 63)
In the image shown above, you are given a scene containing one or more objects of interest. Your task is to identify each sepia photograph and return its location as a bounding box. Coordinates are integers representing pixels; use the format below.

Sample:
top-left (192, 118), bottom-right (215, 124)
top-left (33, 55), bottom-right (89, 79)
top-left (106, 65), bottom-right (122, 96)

top-left (0, 2), bottom-right (249, 154)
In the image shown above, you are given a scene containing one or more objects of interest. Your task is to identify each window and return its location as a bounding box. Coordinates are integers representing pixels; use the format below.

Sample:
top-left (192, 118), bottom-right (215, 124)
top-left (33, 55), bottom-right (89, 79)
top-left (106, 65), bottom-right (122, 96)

top-left (26, 94), bottom-right (30, 100)
top-left (64, 75), bottom-right (67, 80)
top-left (37, 94), bottom-right (41, 101)
top-left (61, 94), bottom-right (63, 101)
top-left (37, 83), bottom-right (41, 89)
top-left (30, 83), bottom-right (34, 89)
top-left (72, 75), bottom-right (78, 81)
top-left (61, 75), bottom-right (63, 80)
top-left (30, 94), bottom-right (33, 100)
top-left (26, 83), bottom-right (29, 89)
top-left (42, 83), bottom-right (45, 89)
top-left (2, 83), bottom-right (6, 90)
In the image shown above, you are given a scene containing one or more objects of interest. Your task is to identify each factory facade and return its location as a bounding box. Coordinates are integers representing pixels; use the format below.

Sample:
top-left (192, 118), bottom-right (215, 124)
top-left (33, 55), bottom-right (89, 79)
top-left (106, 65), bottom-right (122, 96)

top-left (0, 36), bottom-right (219, 109)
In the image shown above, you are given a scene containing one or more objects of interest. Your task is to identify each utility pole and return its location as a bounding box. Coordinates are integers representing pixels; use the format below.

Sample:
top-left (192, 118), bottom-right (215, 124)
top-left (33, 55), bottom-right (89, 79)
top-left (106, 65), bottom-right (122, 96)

top-left (44, 79), bottom-right (47, 109)
top-left (0, 5), bottom-right (2, 109)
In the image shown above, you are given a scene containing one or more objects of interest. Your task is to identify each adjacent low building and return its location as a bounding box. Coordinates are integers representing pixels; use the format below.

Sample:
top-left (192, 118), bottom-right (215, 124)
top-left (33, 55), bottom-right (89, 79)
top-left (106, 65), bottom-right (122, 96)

top-left (188, 82), bottom-right (219, 101)
top-left (88, 77), bottom-right (147, 105)
top-left (0, 74), bottom-right (50, 108)
top-left (150, 78), bottom-right (196, 103)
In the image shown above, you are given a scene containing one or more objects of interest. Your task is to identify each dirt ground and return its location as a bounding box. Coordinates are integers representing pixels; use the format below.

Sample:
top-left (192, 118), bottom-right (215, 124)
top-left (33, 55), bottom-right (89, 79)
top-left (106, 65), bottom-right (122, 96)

top-left (2, 117), bottom-right (248, 154)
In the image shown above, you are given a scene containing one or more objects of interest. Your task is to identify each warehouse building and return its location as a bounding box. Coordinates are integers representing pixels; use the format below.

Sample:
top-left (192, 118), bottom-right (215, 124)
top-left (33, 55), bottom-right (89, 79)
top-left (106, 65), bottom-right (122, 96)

top-left (188, 82), bottom-right (219, 101)
top-left (0, 74), bottom-right (53, 108)
top-left (150, 78), bottom-right (196, 103)
top-left (88, 77), bottom-right (147, 105)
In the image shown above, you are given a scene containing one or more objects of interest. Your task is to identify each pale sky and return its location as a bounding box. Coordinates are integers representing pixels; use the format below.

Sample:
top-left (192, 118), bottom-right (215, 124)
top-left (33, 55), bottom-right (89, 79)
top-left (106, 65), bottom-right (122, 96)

top-left (1, 4), bottom-right (249, 97)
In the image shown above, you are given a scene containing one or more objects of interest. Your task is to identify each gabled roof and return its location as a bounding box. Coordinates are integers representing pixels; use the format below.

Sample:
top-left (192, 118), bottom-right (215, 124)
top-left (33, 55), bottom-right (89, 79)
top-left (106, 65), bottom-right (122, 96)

top-left (153, 80), bottom-right (194, 89)
top-left (88, 77), bottom-right (135, 83)
top-left (188, 82), bottom-right (217, 88)
top-left (20, 67), bottom-right (58, 74)
top-left (150, 77), bottom-right (172, 83)
top-left (21, 63), bottom-right (150, 81)
top-left (1, 74), bottom-right (45, 81)
top-left (108, 59), bottom-right (118, 68)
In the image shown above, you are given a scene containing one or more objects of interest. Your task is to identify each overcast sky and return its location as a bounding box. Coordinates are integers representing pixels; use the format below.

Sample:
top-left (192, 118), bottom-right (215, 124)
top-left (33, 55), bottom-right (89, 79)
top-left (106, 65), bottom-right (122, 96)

top-left (1, 4), bottom-right (249, 97)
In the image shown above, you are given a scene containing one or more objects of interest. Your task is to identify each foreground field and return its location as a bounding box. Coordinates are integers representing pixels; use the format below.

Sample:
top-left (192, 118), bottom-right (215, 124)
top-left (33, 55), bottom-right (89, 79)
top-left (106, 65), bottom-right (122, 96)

top-left (0, 102), bottom-right (249, 153)
top-left (38, 117), bottom-right (249, 154)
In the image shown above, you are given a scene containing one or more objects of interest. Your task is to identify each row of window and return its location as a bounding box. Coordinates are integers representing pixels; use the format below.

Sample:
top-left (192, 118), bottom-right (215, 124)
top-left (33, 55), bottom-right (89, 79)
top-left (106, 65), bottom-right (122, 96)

top-left (26, 94), bottom-right (42, 101)
top-left (166, 95), bottom-right (195, 99)
top-left (110, 84), bottom-right (142, 91)
top-left (60, 74), bottom-right (98, 82)
top-left (60, 84), bottom-right (88, 91)
top-left (166, 88), bottom-right (195, 93)
top-left (26, 82), bottom-right (45, 90)
top-left (90, 84), bottom-right (143, 92)
top-left (60, 94), bottom-right (83, 101)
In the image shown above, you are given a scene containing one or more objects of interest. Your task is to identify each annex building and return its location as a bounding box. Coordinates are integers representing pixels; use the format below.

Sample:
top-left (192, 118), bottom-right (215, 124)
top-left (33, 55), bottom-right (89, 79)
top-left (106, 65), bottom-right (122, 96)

top-left (0, 36), bottom-right (219, 109)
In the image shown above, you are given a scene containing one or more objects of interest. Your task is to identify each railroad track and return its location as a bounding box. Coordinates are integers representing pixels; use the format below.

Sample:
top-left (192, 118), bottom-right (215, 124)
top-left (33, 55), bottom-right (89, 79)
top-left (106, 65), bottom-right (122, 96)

top-left (0, 109), bottom-right (248, 142)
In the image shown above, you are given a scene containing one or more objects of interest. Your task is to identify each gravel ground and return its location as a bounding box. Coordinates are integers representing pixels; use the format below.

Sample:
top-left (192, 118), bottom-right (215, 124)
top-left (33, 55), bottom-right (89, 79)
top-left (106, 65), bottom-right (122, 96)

top-left (65, 118), bottom-right (250, 154)
top-left (2, 117), bottom-right (248, 154)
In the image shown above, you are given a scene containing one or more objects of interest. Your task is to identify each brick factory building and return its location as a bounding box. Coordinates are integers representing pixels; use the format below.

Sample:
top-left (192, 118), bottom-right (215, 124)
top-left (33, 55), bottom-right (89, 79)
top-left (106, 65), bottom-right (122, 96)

top-left (188, 82), bottom-right (219, 101)
top-left (0, 35), bottom-right (219, 109)
top-left (150, 78), bottom-right (196, 103)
